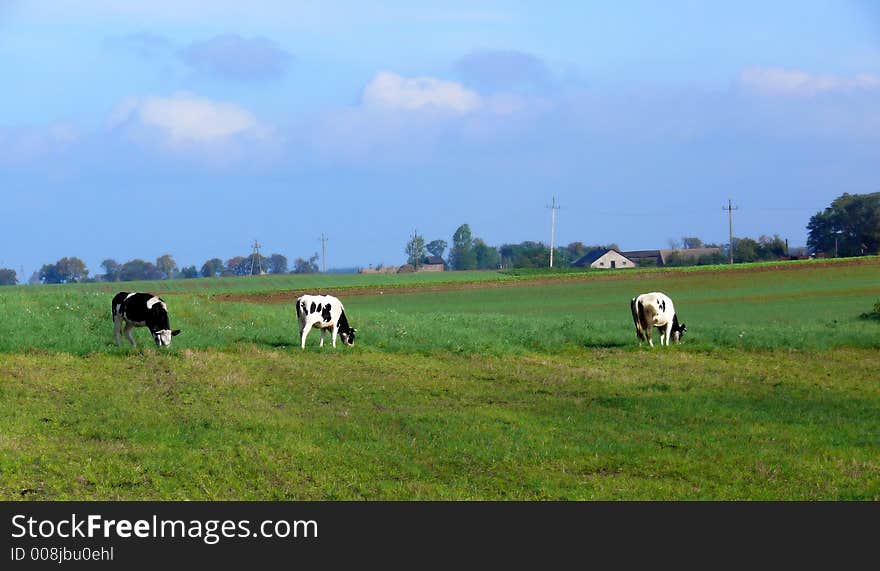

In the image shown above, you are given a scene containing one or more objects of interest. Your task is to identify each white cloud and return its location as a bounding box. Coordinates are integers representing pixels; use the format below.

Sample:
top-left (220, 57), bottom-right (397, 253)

top-left (110, 93), bottom-right (271, 145)
top-left (362, 71), bottom-right (482, 114)
top-left (738, 67), bottom-right (880, 96)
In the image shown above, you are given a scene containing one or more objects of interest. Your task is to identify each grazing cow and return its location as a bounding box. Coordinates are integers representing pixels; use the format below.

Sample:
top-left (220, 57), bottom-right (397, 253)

top-left (630, 291), bottom-right (686, 347)
top-left (112, 292), bottom-right (181, 347)
top-left (295, 294), bottom-right (356, 349)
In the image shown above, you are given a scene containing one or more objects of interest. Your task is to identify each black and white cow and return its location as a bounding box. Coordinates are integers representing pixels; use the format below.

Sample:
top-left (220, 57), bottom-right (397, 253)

top-left (112, 292), bottom-right (181, 347)
top-left (295, 294), bottom-right (356, 349)
top-left (630, 291), bottom-right (686, 347)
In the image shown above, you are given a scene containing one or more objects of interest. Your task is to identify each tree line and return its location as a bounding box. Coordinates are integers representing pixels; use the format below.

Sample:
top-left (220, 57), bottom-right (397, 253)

top-left (21, 251), bottom-right (322, 285)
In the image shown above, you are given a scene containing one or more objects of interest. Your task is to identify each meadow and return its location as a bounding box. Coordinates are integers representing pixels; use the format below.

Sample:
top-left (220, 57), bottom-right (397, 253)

top-left (0, 258), bottom-right (878, 499)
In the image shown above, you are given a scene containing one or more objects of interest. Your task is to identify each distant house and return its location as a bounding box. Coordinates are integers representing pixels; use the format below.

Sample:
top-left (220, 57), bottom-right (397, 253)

top-left (419, 255), bottom-right (445, 272)
top-left (572, 249), bottom-right (636, 269)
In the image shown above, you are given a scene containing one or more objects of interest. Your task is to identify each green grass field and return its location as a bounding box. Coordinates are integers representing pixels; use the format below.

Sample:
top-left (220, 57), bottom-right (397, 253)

top-left (1, 259), bottom-right (878, 499)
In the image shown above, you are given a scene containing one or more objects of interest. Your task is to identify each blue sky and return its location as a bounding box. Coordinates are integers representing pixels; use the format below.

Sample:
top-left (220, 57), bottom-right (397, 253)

top-left (2, 1), bottom-right (879, 278)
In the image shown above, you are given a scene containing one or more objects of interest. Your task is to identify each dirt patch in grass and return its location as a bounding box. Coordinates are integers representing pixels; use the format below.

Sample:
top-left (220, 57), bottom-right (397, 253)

top-left (215, 257), bottom-right (880, 305)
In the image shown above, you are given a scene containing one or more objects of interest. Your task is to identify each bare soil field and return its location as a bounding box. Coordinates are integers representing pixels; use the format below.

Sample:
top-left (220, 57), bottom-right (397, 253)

top-left (215, 257), bottom-right (879, 305)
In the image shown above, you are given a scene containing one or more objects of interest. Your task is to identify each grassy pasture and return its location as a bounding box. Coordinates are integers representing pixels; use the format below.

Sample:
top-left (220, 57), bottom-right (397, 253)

top-left (0, 259), bottom-right (878, 500)
top-left (0, 258), bottom-right (877, 355)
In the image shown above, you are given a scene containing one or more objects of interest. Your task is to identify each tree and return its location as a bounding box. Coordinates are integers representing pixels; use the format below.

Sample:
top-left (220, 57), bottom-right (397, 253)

top-left (449, 224), bottom-right (477, 270)
top-left (0, 268), bottom-right (17, 286)
top-left (405, 230), bottom-right (426, 269)
top-left (57, 257), bottom-right (89, 283)
top-left (39, 257), bottom-right (88, 284)
top-left (268, 253), bottom-right (288, 274)
top-left (201, 258), bottom-right (224, 278)
top-left (681, 237), bottom-right (704, 249)
top-left (473, 239), bottom-right (500, 269)
top-left (566, 242), bottom-right (588, 261)
top-left (226, 256), bottom-right (249, 276)
top-left (426, 239), bottom-right (448, 260)
top-left (292, 253), bottom-right (320, 274)
top-left (732, 237), bottom-right (760, 263)
top-left (179, 265), bottom-right (199, 279)
top-left (807, 192), bottom-right (880, 257)
top-left (757, 235), bottom-right (787, 260)
top-left (119, 259), bottom-right (162, 281)
top-left (499, 241), bottom-right (549, 268)
top-left (101, 259), bottom-right (121, 282)
top-left (38, 263), bottom-right (60, 284)
top-left (155, 254), bottom-right (178, 279)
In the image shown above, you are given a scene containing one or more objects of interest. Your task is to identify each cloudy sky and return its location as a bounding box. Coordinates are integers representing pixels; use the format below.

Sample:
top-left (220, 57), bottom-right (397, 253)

top-left (2, 1), bottom-right (879, 277)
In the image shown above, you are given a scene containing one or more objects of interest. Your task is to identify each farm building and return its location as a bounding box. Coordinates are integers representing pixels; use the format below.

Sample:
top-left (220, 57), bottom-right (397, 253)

top-left (419, 256), bottom-right (445, 272)
top-left (572, 249), bottom-right (636, 269)
top-left (618, 247), bottom-right (723, 267)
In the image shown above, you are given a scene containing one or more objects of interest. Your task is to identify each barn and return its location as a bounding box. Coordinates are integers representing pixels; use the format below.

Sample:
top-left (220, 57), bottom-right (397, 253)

top-left (572, 249), bottom-right (636, 269)
top-left (419, 255), bottom-right (446, 272)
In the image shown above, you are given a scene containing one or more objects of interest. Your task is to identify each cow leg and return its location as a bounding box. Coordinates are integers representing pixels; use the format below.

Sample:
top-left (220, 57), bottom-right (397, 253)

top-left (648, 328), bottom-right (654, 348)
top-left (331, 325), bottom-right (339, 348)
top-left (123, 323), bottom-right (137, 347)
top-left (113, 316), bottom-right (123, 346)
top-left (300, 322), bottom-right (314, 349)
top-left (319, 329), bottom-right (325, 348)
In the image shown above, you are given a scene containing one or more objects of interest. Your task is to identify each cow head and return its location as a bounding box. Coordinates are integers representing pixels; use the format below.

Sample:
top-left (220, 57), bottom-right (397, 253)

top-left (672, 319), bottom-right (687, 343)
top-left (152, 329), bottom-right (182, 347)
top-left (339, 328), bottom-right (357, 347)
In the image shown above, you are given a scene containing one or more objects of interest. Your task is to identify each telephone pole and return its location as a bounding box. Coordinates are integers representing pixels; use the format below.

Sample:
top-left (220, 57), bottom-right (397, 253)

top-left (319, 233), bottom-right (328, 273)
top-left (546, 196), bottom-right (561, 268)
top-left (722, 199), bottom-right (739, 264)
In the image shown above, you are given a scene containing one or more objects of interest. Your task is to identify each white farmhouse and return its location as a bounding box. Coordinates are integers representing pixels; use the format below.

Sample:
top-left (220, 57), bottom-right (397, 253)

top-left (572, 249), bottom-right (637, 269)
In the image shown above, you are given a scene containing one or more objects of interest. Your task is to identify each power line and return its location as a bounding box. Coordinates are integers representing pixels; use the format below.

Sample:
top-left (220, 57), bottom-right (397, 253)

top-left (722, 199), bottom-right (739, 264)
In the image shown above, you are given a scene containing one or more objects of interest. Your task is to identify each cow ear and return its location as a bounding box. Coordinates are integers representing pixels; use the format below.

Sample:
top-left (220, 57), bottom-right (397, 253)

top-left (172, 329), bottom-right (181, 336)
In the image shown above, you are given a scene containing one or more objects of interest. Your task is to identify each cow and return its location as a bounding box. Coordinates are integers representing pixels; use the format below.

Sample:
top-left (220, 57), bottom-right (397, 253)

top-left (630, 291), bottom-right (686, 347)
top-left (295, 294), bottom-right (356, 349)
top-left (112, 292), bottom-right (181, 347)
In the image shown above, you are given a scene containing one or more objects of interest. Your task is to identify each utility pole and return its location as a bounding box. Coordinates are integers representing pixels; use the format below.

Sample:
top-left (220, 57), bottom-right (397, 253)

top-left (319, 233), bottom-right (328, 273)
top-left (722, 199), bottom-right (738, 264)
top-left (547, 196), bottom-right (561, 268)
top-left (249, 239), bottom-right (264, 275)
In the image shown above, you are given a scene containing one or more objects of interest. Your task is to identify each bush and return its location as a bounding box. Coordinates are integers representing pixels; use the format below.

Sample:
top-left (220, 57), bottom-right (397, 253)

top-left (397, 264), bottom-right (416, 273)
